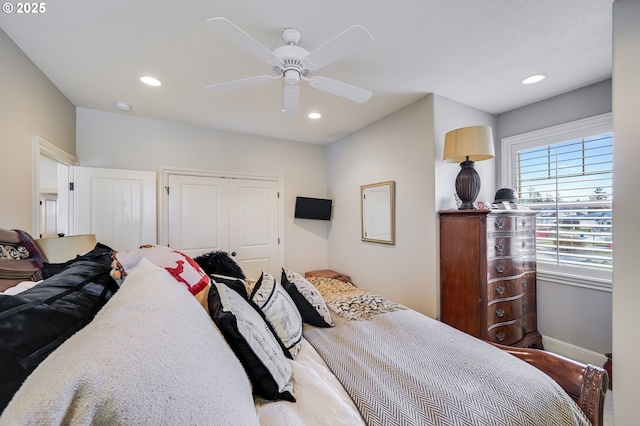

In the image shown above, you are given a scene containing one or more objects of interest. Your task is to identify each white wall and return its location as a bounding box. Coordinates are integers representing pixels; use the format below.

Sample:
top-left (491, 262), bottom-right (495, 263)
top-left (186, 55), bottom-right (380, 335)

top-left (612, 0), bottom-right (640, 423)
top-left (0, 29), bottom-right (76, 233)
top-left (433, 94), bottom-right (497, 212)
top-left (326, 96), bottom-right (437, 317)
top-left (326, 94), bottom-right (495, 318)
top-left (75, 107), bottom-right (329, 274)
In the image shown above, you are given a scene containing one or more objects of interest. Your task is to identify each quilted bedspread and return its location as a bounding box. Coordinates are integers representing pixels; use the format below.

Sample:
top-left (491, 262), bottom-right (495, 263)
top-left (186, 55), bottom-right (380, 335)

top-left (303, 309), bottom-right (590, 426)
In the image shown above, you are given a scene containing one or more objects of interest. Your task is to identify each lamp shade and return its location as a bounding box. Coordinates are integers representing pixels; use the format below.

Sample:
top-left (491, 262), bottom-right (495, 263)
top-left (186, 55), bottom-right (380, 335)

top-left (443, 125), bottom-right (495, 163)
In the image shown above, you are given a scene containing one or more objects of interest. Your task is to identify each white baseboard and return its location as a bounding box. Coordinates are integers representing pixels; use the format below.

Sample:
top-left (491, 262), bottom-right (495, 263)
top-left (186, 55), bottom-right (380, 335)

top-left (542, 335), bottom-right (607, 367)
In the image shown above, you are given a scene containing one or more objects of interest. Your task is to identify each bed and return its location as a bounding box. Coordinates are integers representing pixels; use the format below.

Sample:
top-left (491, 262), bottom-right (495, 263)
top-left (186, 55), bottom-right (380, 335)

top-left (0, 228), bottom-right (608, 426)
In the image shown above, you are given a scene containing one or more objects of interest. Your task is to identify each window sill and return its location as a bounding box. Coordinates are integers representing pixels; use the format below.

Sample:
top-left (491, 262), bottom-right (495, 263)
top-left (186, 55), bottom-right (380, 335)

top-left (537, 268), bottom-right (612, 293)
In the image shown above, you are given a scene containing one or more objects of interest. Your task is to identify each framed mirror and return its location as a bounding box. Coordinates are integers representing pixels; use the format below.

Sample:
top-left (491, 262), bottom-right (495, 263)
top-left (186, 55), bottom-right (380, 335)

top-left (361, 181), bottom-right (395, 245)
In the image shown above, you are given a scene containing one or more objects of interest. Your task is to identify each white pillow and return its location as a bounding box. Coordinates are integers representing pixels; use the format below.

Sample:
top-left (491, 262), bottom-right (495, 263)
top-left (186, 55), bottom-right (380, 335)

top-left (250, 271), bottom-right (303, 358)
top-left (0, 258), bottom-right (259, 426)
top-left (112, 245), bottom-right (210, 295)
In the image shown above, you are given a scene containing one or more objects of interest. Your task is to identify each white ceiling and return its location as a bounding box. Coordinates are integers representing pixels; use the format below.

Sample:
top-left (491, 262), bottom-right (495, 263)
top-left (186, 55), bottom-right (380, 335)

top-left (0, 0), bottom-right (613, 144)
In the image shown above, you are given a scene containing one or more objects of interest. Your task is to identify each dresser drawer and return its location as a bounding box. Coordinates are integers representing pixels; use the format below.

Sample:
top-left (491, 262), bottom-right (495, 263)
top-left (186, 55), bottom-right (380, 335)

top-left (488, 255), bottom-right (536, 279)
top-left (487, 214), bottom-right (536, 240)
top-left (487, 312), bottom-right (537, 345)
top-left (487, 291), bottom-right (537, 327)
top-left (487, 236), bottom-right (535, 259)
top-left (487, 273), bottom-right (536, 302)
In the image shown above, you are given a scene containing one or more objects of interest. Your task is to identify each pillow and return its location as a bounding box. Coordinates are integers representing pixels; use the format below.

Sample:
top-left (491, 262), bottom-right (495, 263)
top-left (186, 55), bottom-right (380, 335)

top-left (208, 278), bottom-right (295, 402)
top-left (193, 250), bottom-right (246, 279)
top-left (0, 258), bottom-right (260, 426)
top-left (211, 273), bottom-right (250, 296)
top-left (112, 245), bottom-right (210, 295)
top-left (41, 242), bottom-right (114, 279)
top-left (250, 272), bottom-right (303, 358)
top-left (281, 268), bottom-right (333, 327)
top-left (211, 274), bottom-right (295, 358)
top-left (0, 253), bottom-right (119, 412)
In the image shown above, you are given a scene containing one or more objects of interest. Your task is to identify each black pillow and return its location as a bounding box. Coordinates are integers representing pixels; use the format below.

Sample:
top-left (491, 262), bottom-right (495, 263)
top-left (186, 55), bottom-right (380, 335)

top-left (281, 269), bottom-right (333, 328)
top-left (207, 276), bottom-right (295, 402)
top-left (41, 242), bottom-right (114, 279)
top-left (0, 245), bottom-right (119, 412)
top-left (193, 250), bottom-right (246, 279)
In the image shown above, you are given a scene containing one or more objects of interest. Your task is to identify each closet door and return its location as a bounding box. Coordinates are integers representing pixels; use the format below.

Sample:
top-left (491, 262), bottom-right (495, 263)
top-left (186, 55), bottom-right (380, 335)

top-left (72, 166), bottom-right (156, 251)
top-left (167, 175), bottom-right (229, 260)
top-left (166, 174), bottom-right (281, 280)
top-left (229, 179), bottom-right (280, 280)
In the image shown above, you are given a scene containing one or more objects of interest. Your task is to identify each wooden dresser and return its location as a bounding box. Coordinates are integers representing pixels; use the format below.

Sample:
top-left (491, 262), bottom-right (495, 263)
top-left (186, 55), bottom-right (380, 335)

top-left (439, 209), bottom-right (543, 349)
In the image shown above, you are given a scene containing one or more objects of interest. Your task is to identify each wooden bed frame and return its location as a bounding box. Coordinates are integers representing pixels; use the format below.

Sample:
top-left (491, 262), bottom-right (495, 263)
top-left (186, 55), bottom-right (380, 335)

top-left (304, 269), bottom-right (608, 426)
top-left (1, 231), bottom-right (608, 426)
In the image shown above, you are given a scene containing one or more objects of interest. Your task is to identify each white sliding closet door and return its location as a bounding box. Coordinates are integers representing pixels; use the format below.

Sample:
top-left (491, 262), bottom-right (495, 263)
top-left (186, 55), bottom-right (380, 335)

top-left (167, 174), bottom-right (281, 280)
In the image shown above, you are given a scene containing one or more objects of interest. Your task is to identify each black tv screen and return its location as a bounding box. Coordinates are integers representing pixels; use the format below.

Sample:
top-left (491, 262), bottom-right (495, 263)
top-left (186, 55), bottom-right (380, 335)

top-left (294, 197), bottom-right (332, 220)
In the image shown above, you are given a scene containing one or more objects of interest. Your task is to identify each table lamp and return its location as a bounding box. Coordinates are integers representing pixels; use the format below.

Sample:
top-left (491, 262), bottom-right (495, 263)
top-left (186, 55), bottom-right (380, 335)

top-left (443, 125), bottom-right (495, 209)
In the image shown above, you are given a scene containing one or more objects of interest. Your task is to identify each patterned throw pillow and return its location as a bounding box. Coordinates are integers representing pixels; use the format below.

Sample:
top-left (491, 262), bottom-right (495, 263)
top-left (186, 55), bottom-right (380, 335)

top-left (208, 279), bottom-right (295, 402)
top-left (250, 272), bottom-right (303, 358)
top-left (112, 245), bottom-right (210, 295)
top-left (281, 268), bottom-right (333, 327)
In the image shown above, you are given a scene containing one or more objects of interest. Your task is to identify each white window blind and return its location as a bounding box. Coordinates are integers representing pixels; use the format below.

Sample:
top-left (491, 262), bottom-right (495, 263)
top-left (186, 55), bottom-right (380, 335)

top-left (502, 113), bottom-right (613, 283)
top-left (517, 134), bottom-right (612, 271)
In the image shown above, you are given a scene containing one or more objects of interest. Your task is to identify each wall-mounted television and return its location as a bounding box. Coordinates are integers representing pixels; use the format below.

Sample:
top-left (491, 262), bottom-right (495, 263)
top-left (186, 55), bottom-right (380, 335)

top-left (294, 196), bottom-right (332, 221)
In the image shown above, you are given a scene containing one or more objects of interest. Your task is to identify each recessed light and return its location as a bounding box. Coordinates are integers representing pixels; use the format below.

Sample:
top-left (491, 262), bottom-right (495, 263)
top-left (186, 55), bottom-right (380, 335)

top-left (115, 101), bottom-right (132, 111)
top-left (521, 74), bottom-right (546, 85)
top-left (140, 76), bottom-right (162, 86)
top-left (308, 112), bottom-right (321, 119)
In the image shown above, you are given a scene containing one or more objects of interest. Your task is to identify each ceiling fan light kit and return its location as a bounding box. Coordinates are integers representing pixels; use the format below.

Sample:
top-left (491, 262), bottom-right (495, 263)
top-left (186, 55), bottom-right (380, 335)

top-left (206, 17), bottom-right (373, 117)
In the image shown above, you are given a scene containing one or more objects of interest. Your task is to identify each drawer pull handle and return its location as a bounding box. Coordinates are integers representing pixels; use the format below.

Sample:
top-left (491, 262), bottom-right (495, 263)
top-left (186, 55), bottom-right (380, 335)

top-left (523, 322), bottom-right (528, 329)
top-left (496, 264), bottom-right (505, 273)
top-left (495, 219), bottom-right (504, 229)
top-left (522, 261), bottom-right (527, 268)
top-left (496, 332), bottom-right (506, 342)
top-left (522, 279), bottom-right (528, 287)
top-left (496, 308), bottom-right (505, 317)
top-left (522, 241), bottom-right (526, 248)
top-left (522, 219), bottom-right (526, 227)
top-left (496, 286), bottom-right (506, 295)
top-left (522, 301), bottom-right (528, 307)
top-left (495, 243), bottom-right (504, 252)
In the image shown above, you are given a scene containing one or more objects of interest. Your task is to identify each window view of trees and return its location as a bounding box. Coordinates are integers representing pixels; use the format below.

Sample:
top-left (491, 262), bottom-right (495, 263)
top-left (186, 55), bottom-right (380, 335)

top-left (517, 134), bottom-right (613, 271)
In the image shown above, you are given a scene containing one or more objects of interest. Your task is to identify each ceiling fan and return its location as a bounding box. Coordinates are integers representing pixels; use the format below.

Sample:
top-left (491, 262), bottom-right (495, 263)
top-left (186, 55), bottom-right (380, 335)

top-left (205, 17), bottom-right (374, 117)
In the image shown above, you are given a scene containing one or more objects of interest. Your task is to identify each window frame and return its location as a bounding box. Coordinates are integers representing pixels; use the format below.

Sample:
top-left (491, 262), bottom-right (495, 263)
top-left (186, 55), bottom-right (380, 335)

top-left (501, 113), bottom-right (612, 291)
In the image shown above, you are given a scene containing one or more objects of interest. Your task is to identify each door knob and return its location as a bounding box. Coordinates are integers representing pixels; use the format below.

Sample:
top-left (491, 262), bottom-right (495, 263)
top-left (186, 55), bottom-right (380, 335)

top-left (231, 251), bottom-right (237, 257)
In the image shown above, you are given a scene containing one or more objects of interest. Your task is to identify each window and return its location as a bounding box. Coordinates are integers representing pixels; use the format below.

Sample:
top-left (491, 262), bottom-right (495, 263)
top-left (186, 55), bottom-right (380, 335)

top-left (502, 113), bottom-right (612, 286)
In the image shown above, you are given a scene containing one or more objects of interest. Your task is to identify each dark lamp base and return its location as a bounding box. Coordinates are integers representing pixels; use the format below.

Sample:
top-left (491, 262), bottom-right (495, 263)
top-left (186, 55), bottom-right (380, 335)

top-left (455, 160), bottom-right (481, 210)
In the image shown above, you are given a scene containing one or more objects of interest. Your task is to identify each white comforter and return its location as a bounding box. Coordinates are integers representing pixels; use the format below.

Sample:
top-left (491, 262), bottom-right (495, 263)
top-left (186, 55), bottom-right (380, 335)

top-left (255, 338), bottom-right (364, 426)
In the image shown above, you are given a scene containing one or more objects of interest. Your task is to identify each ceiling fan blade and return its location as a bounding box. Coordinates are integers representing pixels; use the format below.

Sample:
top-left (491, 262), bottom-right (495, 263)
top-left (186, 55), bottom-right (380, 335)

top-left (306, 75), bottom-right (372, 103)
top-left (302, 25), bottom-right (373, 71)
top-left (206, 75), bottom-right (277, 92)
top-left (283, 85), bottom-right (300, 117)
top-left (206, 17), bottom-right (283, 67)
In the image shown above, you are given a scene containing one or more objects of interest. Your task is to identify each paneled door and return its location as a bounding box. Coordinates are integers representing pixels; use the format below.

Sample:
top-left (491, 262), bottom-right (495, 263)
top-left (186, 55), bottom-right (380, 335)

top-left (72, 166), bottom-right (157, 251)
top-left (167, 174), bottom-right (281, 280)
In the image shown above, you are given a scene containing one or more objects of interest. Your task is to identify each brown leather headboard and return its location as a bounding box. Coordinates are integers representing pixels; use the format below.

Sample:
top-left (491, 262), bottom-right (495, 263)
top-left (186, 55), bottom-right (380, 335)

top-left (0, 228), bottom-right (47, 292)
